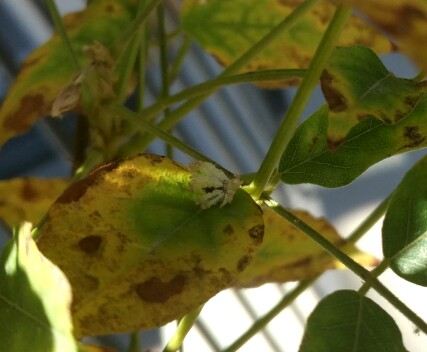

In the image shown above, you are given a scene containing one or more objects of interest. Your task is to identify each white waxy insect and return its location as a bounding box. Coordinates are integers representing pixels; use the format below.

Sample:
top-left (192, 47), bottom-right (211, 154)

top-left (188, 161), bottom-right (242, 209)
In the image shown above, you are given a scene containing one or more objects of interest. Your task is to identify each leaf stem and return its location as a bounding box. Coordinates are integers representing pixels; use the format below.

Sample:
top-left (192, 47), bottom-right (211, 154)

top-left (169, 36), bottom-right (192, 83)
top-left (117, 0), bottom-right (161, 49)
top-left (44, 0), bottom-right (80, 70)
top-left (358, 258), bottom-right (390, 296)
top-left (264, 198), bottom-right (427, 335)
top-left (110, 104), bottom-right (216, 163)
top-left (117, 0), bottom-right (319, 156)
top-left (222, 278), bottom-right (318, 352)
top-left (126, 332), bottom-right (141, 352)
top-left (117, 69), bottom-right (305, 156)
top-left (249, 5), bottom-right (352, 199)
top-left (347, 195), bottom-right (391, 243)
top-left (163, 305), bottom-right (204, 352)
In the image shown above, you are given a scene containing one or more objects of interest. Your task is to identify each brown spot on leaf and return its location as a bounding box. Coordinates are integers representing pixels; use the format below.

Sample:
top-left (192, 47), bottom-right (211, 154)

top-left (237, 255), bottom-right (252, 272)
top-left (327, 137), bottom-right (344, 151)
top-left (223, 224), bottom-right (234, 235)
top-left (403, 126), bottom-right (425, 148)
top-left (56, 161), bottom-right (119, 203)
top-left (146, 154), bottom-right (165, 165)
top-left (136, 275), bottom-right (186, 303)
top-left (382, 5), bottom-right (426, 36)
top-left (4, 94), bottom-right (46, 134)
top-left (21, 179), bottom-right (39, 201)
top-left (320, 70), bottom-right (348, 112)
top-left (79, 235), bottom-right (102, 254)
top-left (248, 224), bottom-right (264, 245)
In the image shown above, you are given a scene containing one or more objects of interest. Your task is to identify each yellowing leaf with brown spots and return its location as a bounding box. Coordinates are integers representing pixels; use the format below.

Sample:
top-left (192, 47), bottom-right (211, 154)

top-left (332, 0), bottom-right (427, 72)
top-left (180, 0), bottom-right (392, 87)
top-left (235, 207), bottom-right (377, 287)
top-left (0, 177), bottom-right (69, 228)
top-left (36, 154), bottom-right (264, 337)
top-left (0, 0), bottom-right (138, 147)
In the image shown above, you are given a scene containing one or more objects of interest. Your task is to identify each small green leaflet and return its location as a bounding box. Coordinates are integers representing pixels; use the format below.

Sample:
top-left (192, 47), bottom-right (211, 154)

top-left (383, 154), bottom-right (427, 286)
top-left (299, 290), bottom-right (408, 352)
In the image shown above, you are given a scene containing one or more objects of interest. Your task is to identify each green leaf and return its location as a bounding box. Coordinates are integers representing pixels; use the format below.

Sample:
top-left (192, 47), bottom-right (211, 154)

top-left (321, 45), bottom-right (424, 146)
top-left (280, 93), bottom-right (427, 187)
top-left (37, 154), bottom-right (264, 337)
top-left (0, 0), bottom-right (138, 147)
top-left (383, 155), bottom-right (427, 286)
top-left (0, 223), bottom-right (77, 352)
top-left (180, 0), bottom-right (392, 87)
top-left (299, 290), bottom-right (408, 352)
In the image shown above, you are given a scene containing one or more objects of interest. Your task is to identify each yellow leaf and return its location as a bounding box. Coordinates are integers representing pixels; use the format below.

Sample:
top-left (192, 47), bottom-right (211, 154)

top-left (181, 0), bottom-right (393, 87)
top-left (0, 177), bottom-right (69, 228)
top-left (332, 0), bottom-right (427, 72)
top-left (37, 154), bottom-right (264, 337)
top-left (235, 207), bottom-right (377, 287)
top-left (0, 0), bottom-right (137, 147)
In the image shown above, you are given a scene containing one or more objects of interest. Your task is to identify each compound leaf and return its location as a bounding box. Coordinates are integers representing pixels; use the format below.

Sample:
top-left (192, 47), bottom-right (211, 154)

top-left (37, 154), bottom-right (264, 337)
top-left (235, 207), bottom-right (377, 287)
top-left (0, 223), bottom-right (76, 352)
top-left (299, 290), bottom-right (408, 352)
top-left (383, 154), bottom-right (427, 286)
top-left (180, 0), bottom-right (392, 87)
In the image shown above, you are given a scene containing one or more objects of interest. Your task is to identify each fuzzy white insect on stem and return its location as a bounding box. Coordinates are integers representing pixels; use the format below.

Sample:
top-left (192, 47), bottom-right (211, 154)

top-left (188, 161), bottom-right (242, 209)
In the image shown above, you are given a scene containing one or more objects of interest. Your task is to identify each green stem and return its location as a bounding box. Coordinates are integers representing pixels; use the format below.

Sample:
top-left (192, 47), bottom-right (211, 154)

top-left (111, 104), bottom-right (216, 163)
top-left (136, 24), bottom-right (149, 111)
top-left (347, 196), bottom-right (391, 243)
top-left (44, 0), bottom-right (80, 70)
top-left (116, 0), bottom-right (149, 102)
top-left (72, 148), bottom-right (105, 182)
top-left (117, 0), bottom-right (161, 50)
top-left (146, 69), bottom-right (305, 121)
top-left (358, 258), bottom-right (390, 296)
top-left (264, 198), bottom-right (427, 335)
top-left (163, 305), bottom-right (204, 352)
top-left (117, 69), bottom-right (305, 156)
top-left (157, 3), bottom-right (169, 100)
top-left (169, 36), bottom-right (192, 83)
top-left (126, 332), bottom-right (141, 352)
top-left (223, 278), bottom-right (318, 352)
top-left (249, 5), bottom-right (352, 199)
top-left (223, 193), bottom-right (392, 351)
top-left (117, 0), bottom-right (319, 156)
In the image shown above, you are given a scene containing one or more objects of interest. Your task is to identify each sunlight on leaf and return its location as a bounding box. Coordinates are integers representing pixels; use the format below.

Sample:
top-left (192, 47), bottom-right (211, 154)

top-left (181, 0), bottom-right (392, 87)
top-left (36, 154), bottom-right (264, 337)
top-left (383, 154), bottom-right (427, 286)
top-left (0, 177), bottom-right (69, 228)
top-left (299, 290), bottom-right (408, 352)
top-left (0, 223), bottom-right (76, 352)
top-left (0, 0), bottom-right (138, 147)
top-left (235, 207), bottom-right (377, 287)
top-left (333, 0), bottom-right (427, 72)
top-left (321, 45), bottom-right (425, 146)
top-left (280, 92), bottom-right (427, 187)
